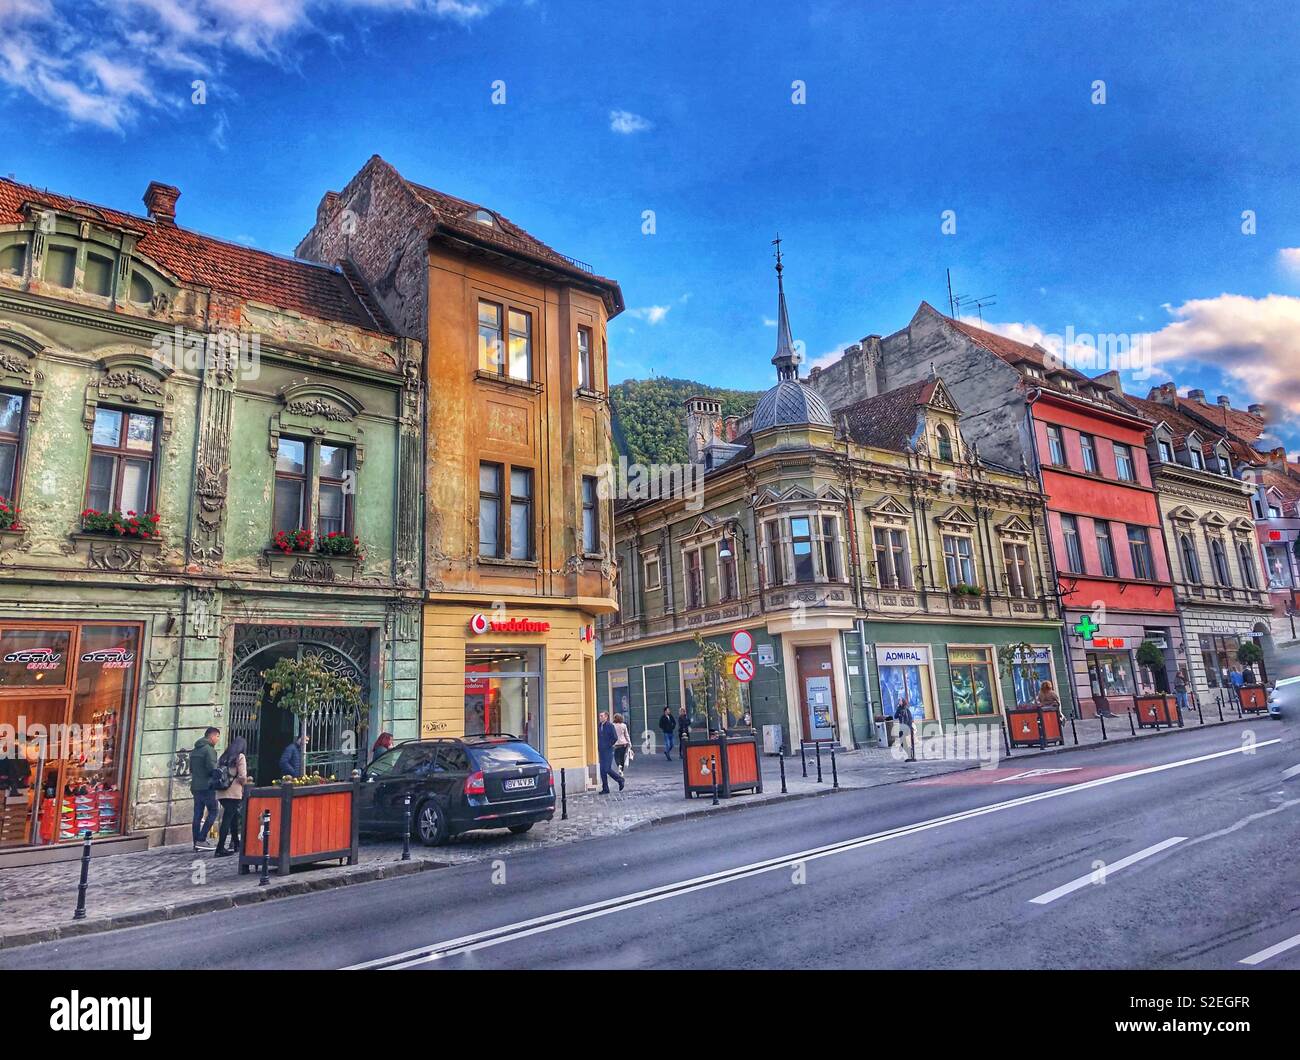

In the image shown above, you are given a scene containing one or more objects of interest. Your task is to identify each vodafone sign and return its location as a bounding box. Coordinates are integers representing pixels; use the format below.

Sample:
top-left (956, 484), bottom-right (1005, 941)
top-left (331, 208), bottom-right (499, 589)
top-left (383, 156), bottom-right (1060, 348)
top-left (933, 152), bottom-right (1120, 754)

top-left (468, 613), bottom-right (552, 635)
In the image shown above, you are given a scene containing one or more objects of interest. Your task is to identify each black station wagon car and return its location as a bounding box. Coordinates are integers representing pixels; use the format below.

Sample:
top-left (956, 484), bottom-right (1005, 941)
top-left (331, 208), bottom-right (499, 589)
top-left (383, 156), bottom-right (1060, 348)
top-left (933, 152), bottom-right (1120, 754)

top-left (357, 736), bottom-right (555, 846)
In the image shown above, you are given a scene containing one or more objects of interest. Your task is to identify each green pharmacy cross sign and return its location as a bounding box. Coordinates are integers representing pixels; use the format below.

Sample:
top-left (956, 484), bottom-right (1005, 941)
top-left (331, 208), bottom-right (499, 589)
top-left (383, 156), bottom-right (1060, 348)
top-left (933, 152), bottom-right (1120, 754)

top-left (1073, 616), bottom-right (1100, 641)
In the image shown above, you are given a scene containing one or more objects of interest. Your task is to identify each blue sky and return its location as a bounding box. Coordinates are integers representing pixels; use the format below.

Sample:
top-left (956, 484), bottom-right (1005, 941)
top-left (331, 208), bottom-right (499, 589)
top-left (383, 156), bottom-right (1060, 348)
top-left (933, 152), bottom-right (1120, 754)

top-left (3, 0), bottom-right (1298, 451)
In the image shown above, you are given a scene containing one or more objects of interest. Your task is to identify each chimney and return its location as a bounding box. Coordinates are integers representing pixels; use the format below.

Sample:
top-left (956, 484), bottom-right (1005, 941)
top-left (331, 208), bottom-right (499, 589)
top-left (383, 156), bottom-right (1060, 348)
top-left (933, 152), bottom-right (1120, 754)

top-left (723, 415), bottom-right (741, 443)
top-left (684, 396), bottom-right (722, 466)
top-left (143, 181), bottom-right (180, 225)
top-left (316, 191), bottom-right (340, 227)
top-left (1248, 403), bottom-right (1265, 417)
top-left (1149, 382), bottom-right (1177, 404)
top-left (1187, 388), bottom-right (1206, 402)
top-left (1216, 395), bottom-right (1231, 408)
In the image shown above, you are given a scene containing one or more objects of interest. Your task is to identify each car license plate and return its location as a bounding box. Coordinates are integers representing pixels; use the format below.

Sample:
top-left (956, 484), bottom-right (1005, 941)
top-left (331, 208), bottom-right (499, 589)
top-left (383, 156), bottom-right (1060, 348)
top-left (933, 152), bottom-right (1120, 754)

top-left (503, 777), bottom-right (536, 790)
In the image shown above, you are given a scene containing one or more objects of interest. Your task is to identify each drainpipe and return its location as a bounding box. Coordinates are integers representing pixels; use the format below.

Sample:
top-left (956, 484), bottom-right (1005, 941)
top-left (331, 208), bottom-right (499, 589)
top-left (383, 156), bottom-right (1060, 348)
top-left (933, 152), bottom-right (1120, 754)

top-left (857, 619), bottom-right (875, 743)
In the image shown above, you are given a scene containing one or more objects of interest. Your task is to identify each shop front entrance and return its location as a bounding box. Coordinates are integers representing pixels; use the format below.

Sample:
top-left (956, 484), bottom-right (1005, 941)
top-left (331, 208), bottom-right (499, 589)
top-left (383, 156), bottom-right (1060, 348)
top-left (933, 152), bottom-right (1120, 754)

top-left (795, 645), bottom-right (837, 741)
top-left (0, 621), bottom-right (141, 849)
top-left (228, 625), bottom-right (371, 784)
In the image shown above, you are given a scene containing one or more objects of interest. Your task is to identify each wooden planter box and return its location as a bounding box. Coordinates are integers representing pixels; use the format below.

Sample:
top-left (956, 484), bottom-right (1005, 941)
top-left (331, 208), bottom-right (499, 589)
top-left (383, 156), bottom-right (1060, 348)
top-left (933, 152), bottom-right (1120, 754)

top-left (238, 779), bottom-right (359, 876)
top-left (682, 733), bottom-right (763, 798)
top-left (1134, 694), bottom-right (1181, 729)
top-left (1005, 706), bottom-right (1065, 749)
top-left (1239, 684), bottom-right (1269, 713)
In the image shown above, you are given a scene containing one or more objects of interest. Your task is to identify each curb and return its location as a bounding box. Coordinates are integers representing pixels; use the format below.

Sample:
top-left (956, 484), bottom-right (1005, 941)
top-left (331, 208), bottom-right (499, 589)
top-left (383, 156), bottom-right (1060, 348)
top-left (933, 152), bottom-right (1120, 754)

top-left (1000, 712), bottom-right (1258, 763)
top-left (0, 856), bottom-right (446, 951)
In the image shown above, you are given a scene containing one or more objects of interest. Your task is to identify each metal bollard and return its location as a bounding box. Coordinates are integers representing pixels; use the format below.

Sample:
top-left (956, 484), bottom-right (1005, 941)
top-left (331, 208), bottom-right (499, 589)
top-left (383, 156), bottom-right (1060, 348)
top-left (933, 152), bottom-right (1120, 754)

top-left (710, 755), bottom-right (719, 806)
top-left (402, 792), bottom-right (412, 861)
top-left (1070, 715), bottom-right (1079, 745)
top-left (1002, 718), bottom-right (1012, 758)
top-left (1099, 712), bottom-right (1108, 741)
top-left (1217, 694), bottom-right (1224, 722)
top-left (778, 749), bottom-right (787, 794)
top-left (73, 830), bottom-right (93, 920)
top-left (800, 742), bottom-right (807, 778)
top-left (258, 810), bottom-right (271, 886)
top-left (830, 744), bottom-right (839, 789)
top-left (1196, 698), bottom-right (1204, 725)
top-left (1128, 710), bottom-right (1136, 736)
top-left (815, 742), bottom-right (823, 784)
top-left (560, 768), bottom-right (568, 820)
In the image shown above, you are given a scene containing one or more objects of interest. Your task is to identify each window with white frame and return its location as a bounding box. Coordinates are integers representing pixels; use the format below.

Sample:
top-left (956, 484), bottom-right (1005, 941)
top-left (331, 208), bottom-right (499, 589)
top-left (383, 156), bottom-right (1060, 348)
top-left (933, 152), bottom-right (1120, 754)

top-left (873, 525), bottom-right (911, 589)
top-left (1002, 541), bottom-right (1033, 598)
top-left (642, 550), bottom-right (662, 590)
top-left (942, 533), bottom-right (976, 587)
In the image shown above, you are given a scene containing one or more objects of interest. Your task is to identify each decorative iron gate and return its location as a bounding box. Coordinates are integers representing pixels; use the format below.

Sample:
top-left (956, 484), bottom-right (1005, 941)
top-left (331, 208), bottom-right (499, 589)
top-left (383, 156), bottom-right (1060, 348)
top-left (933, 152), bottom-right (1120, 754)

top-left (229, 625), bottom-right (372, 779)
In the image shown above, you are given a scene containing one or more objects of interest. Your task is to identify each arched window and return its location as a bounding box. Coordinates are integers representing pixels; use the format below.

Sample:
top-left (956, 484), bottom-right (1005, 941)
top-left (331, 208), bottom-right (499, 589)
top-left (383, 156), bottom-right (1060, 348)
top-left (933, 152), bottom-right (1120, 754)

top-left (1179, 534), bottom-right (1201, 583)
top-left (936, 424), bottom-right (954, 462)
top-left (1210, 538), bottom-right (1231, 586)
top-left (1238, 542), bottom-right (1259, 590)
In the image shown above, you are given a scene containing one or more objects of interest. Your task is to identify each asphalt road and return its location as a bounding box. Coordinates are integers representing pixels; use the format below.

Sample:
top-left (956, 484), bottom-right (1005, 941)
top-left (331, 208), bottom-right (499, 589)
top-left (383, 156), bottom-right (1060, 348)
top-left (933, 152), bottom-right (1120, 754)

top-left (8, 718), bottom-right (1299, 970)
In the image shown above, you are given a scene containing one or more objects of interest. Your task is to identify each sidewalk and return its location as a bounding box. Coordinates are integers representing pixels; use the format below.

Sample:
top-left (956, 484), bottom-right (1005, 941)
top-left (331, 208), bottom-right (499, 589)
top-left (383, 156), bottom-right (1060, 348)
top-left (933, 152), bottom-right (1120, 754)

top-left (0, 709), bottom-right (1259, 949)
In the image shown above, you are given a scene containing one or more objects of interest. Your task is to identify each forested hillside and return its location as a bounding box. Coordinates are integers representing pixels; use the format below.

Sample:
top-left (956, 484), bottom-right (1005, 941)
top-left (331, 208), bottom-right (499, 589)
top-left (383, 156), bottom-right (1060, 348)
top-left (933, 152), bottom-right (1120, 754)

top-left (609, 377), bottom-right (762, 465)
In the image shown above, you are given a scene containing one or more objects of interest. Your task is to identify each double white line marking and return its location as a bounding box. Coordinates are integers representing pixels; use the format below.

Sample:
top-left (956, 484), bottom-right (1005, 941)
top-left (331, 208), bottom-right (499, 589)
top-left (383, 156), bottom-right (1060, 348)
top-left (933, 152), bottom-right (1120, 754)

top-left (346, 739), bottom-right (1279, 970)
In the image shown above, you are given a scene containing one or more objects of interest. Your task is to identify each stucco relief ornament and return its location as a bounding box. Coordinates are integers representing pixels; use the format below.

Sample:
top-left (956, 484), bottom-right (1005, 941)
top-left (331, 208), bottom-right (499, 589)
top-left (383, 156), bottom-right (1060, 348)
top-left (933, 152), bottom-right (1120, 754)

top-left (87, 541), bottom-right (147, 572)
top-left (285, 399), bottom-right (353, 422)
top-left (101, 369), bottom-right (163, 396)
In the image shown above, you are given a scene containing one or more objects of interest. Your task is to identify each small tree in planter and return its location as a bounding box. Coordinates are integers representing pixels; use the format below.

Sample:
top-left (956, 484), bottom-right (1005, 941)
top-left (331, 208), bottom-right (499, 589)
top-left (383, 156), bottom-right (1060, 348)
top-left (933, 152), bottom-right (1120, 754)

top-left (691, 633), bottom-right (741, 732)
top-left (1236, 640), bottom-right (1264, 680)
top-left (998, 640), bottom-right (1041, 706)
top-left (261, 655), bottom-right (365, 776)
top-left (1136, 640), bottom-right (1169, 694)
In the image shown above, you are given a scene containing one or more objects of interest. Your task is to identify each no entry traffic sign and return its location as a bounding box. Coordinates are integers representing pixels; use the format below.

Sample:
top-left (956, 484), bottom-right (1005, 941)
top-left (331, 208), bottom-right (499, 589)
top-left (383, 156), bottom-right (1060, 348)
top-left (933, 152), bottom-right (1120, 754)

top-left (732, 655), bottom-right (755, 683)
top-left (731, 629), bottom-right (754, 656)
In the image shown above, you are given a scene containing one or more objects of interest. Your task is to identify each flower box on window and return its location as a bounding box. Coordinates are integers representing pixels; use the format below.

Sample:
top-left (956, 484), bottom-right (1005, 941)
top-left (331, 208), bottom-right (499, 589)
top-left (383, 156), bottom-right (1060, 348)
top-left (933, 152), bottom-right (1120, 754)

top-left (318, 532), bottom-right (364, 561)
top-left (0, 497), bottom-right (22, 532)
top-left (952, 583), bottom-right (983, 597)
top-left (79, 509), bottom-right (160, 540)
top-left (272, 528), bottom-right (314, 555)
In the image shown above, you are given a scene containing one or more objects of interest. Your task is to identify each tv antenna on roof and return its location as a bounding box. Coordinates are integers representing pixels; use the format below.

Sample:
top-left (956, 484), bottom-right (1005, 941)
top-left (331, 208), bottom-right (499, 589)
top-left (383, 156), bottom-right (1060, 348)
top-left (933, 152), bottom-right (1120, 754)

top-left (953, 291), bottom-right (998, 324)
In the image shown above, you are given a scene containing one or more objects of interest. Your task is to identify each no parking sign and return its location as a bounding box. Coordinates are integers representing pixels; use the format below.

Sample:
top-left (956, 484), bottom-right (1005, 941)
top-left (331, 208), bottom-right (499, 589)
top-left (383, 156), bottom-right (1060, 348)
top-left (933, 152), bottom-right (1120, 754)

top-left (732, 655), bottom-right (755, 683)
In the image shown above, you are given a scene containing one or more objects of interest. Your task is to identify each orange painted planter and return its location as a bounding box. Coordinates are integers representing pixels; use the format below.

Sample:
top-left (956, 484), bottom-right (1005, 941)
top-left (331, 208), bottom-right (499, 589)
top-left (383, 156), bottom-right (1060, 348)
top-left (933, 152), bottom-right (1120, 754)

top-left (682, 734), bottom-right (763, 798)
top-left (1239, 685), bottom-right (1268, 713)
top-left (1006, 706), bottom-right (1065, 748)
top-left (1134, 694), bottom-right (1181, 729)
top-left (238, 780), bottom-right (360, 876)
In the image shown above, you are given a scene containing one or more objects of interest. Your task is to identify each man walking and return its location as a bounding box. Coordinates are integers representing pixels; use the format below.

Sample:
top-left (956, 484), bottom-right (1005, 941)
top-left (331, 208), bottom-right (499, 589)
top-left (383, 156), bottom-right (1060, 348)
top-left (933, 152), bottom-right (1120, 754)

top-left (189, 726), bottom-right (220, 851)
top-left (1228, 665), bottom-right (1245, 706)
top-left (279, 732), bottom-right (307, 777)
top-left (893, 695), bottom-right (916, 762)
top-left (1173, 667), bottom-right (1190, 718)
top-left (597, 711), bottom-right (624, 793)
top-left (659, 707), bottom-right (677, 760)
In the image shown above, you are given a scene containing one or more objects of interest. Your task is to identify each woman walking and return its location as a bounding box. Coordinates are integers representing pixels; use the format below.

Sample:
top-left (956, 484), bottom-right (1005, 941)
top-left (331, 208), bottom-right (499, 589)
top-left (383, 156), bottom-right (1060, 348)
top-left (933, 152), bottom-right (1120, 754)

top-left (214, 736), bottom-right (249, 858)
top-left (612, 713), bottom-right (632, 771)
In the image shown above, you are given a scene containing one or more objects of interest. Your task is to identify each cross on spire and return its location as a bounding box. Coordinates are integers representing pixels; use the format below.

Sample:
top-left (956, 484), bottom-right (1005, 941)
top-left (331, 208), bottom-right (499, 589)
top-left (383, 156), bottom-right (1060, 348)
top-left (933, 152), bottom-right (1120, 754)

top-left (771, 235), bottom-right (799, 381)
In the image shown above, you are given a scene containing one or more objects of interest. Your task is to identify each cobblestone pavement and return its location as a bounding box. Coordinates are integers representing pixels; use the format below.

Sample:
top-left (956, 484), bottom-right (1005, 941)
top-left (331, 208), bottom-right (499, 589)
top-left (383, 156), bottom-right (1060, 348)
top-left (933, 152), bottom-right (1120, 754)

top-left (0, 708), bottom-right (1261, 947)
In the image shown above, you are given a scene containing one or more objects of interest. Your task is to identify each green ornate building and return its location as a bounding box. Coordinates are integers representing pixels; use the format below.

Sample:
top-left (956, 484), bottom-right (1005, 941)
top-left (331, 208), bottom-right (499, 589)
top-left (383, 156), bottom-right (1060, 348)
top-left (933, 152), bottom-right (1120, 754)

top-left (0, 177), bottom-right (423, 860)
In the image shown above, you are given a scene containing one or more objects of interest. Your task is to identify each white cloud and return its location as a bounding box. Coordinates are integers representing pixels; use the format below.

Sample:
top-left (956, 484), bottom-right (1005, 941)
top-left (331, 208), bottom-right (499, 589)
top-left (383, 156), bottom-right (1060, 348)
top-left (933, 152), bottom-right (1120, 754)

top-left (762, 316), bottom-right (777, 327)
top-left (0, 0), bottom-right (498, 131)
top-left (609, 109), bottom-right (652, 134)
top-left (627, 305), bottom-right (671, 325)
top-left (1278, 248), bottom-right (1300, 279)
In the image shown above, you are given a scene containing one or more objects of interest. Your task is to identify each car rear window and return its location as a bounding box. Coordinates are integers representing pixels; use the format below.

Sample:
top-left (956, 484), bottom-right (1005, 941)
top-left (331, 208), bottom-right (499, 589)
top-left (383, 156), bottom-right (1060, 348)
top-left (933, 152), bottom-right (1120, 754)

top-left (470, 742), bottom-right (547, 769)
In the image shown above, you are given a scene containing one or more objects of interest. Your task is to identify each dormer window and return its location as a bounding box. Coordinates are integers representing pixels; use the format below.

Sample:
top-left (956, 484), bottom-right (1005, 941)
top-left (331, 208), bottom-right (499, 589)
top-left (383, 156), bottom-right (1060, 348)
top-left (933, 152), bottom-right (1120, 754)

top-left (936, 423), bottom-right (954, 462)
top-left (1157, 439), bottom-right (1174, 463)
top-left (471, 209), bottom-right (496, 227)
top-left (1188, 447), bottom-right (1205, 471)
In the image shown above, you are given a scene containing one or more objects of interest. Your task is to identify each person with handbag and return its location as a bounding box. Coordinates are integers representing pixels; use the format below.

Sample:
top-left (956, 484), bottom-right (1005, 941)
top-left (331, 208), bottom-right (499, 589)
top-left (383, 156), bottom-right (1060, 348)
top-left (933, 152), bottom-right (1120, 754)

top-left (189, 726), bottom-right (221, 852)
top-left (612, 713), bottom-right (632, 771)
top-left (658, 707), bottom-right (677, 760)
top-left (214, 736), bottom-right (249, 858)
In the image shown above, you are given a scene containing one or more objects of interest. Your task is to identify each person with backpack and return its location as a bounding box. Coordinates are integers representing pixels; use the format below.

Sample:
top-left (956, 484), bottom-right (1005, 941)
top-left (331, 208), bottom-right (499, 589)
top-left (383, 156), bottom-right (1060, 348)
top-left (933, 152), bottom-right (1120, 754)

top-left (658, 707), bottom-right (677, 760)
top-left (189, 726), bottom-right (221, 851)
top-left (213, 736), bottom-right (249, 858)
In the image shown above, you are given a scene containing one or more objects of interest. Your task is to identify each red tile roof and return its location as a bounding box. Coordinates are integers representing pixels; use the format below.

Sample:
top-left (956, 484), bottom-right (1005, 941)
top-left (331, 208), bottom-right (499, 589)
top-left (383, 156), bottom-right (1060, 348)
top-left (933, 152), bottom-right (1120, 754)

top-left (0, 177), bottom-right (394, 334)
top-left (839, 377), bottom-right (936, 450)
top-left (1126, 395), bottom-right (1225, 450)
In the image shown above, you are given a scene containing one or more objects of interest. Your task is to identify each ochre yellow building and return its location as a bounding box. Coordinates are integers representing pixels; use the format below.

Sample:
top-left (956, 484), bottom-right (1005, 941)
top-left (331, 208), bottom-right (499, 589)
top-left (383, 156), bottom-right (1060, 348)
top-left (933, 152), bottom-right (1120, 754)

top-left (298, 156), bottom-right (623, 785)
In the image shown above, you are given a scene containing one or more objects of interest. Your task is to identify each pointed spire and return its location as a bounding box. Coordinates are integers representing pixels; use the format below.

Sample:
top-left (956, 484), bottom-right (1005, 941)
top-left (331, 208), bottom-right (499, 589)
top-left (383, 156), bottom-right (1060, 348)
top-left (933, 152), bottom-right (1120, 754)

top-left (772, 235), bottom-right (799, 381)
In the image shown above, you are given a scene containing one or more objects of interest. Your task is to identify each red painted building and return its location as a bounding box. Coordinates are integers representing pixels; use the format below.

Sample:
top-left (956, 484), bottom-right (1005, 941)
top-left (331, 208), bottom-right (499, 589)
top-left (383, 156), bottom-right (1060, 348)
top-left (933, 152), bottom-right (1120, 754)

top-left (1027, 387), bottom-right (1182, 717)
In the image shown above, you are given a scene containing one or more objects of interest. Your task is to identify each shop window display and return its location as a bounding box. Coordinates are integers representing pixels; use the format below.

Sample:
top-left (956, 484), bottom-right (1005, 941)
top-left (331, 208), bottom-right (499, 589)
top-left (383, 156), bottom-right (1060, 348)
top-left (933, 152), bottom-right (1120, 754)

top-left (948, 647), bottom-right (999, 717)
top-left (463, 647), bottom-right (544, 752)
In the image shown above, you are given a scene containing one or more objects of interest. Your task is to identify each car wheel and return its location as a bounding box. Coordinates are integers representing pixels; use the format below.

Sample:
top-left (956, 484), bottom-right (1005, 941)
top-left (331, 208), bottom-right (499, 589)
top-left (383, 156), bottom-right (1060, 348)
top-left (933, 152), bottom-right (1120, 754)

top-left (415, 800), bottom-right (448, 846)
top-left (507, 822), bottom-right (534, 835)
